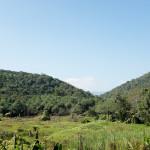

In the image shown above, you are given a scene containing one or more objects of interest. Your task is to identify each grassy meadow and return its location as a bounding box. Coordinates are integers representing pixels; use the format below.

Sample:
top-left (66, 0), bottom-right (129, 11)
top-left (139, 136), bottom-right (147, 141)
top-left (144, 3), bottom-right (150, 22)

top-left (0, 115), bottom-right (150, 150)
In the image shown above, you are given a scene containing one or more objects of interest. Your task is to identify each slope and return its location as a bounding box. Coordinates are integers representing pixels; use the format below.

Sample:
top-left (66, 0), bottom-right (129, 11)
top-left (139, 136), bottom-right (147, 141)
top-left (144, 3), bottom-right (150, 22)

top-left (0, 69), bottom-right (92, 97)
top-left (101, 72), bottom-right (150, 99)
top-left (0, 69), bottom-right (97, 117)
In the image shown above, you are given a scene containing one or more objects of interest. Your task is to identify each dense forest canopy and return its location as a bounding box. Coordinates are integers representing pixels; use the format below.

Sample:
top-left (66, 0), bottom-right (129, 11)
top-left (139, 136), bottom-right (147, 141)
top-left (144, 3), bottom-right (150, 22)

top-left (0, 69), bottom-right (93, 97)
top-left (101, 72), bottom-right (150, 99)
top-left (0, 69), bottom-right (98, 117)
top-left (1, 69), bottom-right (150, 125)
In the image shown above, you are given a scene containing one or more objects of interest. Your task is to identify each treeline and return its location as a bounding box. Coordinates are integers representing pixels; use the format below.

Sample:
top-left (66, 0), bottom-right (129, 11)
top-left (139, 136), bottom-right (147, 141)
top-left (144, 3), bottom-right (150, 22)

top-left (101, 72), bottom-right (150, 99)
top-left (0, 94), bottom-right (101, 117)
top-left (1, 69), bottom-right (150, 125)
top-left (0, 69), bottom-right (99, 117)
top-left (0, 69), bottom-right (92, 97)
top-left (2, 87), bottom-right (150, 125)
top-left (96, 88), bottom-right (150, 124)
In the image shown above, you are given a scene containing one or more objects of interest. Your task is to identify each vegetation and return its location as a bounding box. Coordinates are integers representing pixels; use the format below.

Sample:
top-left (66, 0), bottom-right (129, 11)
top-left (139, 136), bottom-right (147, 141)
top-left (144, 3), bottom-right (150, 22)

top-left (1, 69), bottom-right (150, 149)
top-left (41, 110), bottom-right (50, 121)
top-left (1, 69), bottom-right (150, 124)
top-left (0, 69), bottom-right (96, 117)
top-left (101, 72), bottom-right (150, 99)
top-left (0, 116), bottom-right (150, 149)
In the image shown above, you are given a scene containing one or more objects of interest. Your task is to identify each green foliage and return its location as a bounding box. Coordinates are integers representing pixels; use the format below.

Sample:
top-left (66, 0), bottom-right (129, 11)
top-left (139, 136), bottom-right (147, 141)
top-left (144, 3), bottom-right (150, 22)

top-left (0, 131), bottom-right (14, 140)
top-left (5, 112), bottom-right (11, 117)
top-left (14, 146), bottom-right (23, 150)
top-left (13, 135), bottom-right (30, 148)
top-left (32, 140), bottom-right (43, 150)
top-left (0, 143), bottom-right (7, 150)
top-left (1, 116), bottom-right (150, 149)
top-left (0, 69), bottom-right (95, 117)
top-left (41, 110), bottom-right (50, 121)
top-left (101, 72), bottom-right (150, 99)
top-left (0, 69), bottom-right (91, 97)
top-left (33, 126), bottom-right (39, 132)
top-left (144, 137), bottom-right (150, 149)
top-left (54, 88), bottom-right (65, 96)
top-left (17, 129), bottom-right (24, 133)
top-left (53, 143), bottom-right (62, 150)
top-left (136, 89), bottom-right (150, 124)
top-left (2, 69), bottom-right (150, 126)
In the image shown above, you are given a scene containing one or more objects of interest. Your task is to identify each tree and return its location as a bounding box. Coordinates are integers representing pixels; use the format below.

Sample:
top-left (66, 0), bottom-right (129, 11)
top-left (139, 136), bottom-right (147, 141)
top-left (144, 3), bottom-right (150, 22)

top-left (113, 92), bottom-right (130, 122)
top-left (41, 110), bottom-right (50, 121)
top-left (137, 89), bottom-right (150, 124)
top-left (10, 100), bottom-right (27, 117)
top-left (54, 88), bottom-right (65, 96)
top-left (72, 104), bottom-right (83, 114)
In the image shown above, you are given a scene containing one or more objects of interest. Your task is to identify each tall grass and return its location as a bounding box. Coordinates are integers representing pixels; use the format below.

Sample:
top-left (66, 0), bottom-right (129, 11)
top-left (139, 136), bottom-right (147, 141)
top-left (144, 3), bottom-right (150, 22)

top-left (68, 122), bottom-right (150, 149)
top-left (1, 116), bottom-right (150, 149)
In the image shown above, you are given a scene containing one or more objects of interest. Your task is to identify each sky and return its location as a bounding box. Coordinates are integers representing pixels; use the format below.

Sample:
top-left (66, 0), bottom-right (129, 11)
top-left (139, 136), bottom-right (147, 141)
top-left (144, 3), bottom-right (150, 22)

top-left (0, 0), bottom-right (150, 92)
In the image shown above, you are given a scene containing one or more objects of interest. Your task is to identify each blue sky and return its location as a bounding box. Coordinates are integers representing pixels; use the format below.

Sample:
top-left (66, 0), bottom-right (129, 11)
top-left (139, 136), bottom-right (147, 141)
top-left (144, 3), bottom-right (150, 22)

top-left (0, 0), bottom-right (150, 92)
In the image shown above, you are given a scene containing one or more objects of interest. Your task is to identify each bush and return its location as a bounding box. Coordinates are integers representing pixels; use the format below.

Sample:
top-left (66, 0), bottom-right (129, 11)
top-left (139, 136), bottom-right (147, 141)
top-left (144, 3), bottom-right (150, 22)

top-left (33, 126), bottom-right (39, 132)
top-left (0, 131), bottom-right (14, 140)
top-left (99, 114), bottom-right (107, 120)
top-left (41, 110), bottom-right (50, 121)
top-left (5, 112), bottom-right (11, 117)
top-left (17, 129), bottom-right (24, 133)
top-left (81, 118), bottom-right (90, 123)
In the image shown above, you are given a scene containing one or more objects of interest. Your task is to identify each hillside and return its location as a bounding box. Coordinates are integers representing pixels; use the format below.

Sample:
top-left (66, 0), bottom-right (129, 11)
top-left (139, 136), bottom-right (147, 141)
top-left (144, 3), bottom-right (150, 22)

top-left (101, 72), bottom-right (150, 99)
top-left (0, 69), bottom-right (97, 117)
top-left (0, 69), bottom-right (92, 97)
top-left (1, 69), bottom-right (150, 124)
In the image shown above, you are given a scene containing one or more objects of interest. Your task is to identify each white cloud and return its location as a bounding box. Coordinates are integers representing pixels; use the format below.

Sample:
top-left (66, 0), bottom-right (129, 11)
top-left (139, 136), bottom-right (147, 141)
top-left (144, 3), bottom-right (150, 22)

top-left (118, 80), bottom-right (126, 86)
top-left (65, 77), bottom-right (95, 91)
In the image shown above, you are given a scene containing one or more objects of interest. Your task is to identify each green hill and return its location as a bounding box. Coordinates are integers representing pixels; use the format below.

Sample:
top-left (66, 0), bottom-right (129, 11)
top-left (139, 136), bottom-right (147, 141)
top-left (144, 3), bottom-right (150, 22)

top-left (101, 72), bottom-right (150, 99)
top-left (0, 69), bottom-right (98, 117)
top-left (0, 69), bottom-right (92, 97)
top-left (96, 72), bottom-right (150, 124)
top-left (1, 69), bottom-right (150, 124)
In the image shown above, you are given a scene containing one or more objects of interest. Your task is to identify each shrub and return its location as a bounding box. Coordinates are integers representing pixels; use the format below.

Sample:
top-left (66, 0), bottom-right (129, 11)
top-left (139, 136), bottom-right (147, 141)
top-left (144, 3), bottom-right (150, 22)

top-left (33, 126), bottom-right (39, 132)
top-left (17, 129), bottom-right (24, 133)
top-left (5, 112), bottom-right (11, 117)
top-left (41, 110), bottom-right (50, 121)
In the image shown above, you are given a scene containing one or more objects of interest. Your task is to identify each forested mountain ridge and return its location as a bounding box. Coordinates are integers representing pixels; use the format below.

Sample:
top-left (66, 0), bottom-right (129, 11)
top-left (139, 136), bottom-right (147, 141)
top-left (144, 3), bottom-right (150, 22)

top-left (0, 69), bottom-right (92, 97)
top-left (101, 72), bottom-right (150, 99)
top-left (95, 72), bottom-right (150, 124)
top-left (0, 69), bottom-right (98, 117)
top-left (1, 69), bottom-right (150, 125)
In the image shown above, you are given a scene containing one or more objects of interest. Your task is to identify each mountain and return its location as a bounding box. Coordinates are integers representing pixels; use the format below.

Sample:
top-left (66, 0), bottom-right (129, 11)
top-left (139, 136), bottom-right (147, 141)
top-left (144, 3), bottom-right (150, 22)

top-left (101, 72), bottom-right (150, 99)
top-left (0, 69), bottom-right (92, 97)
top-left (0, 69), bottom-right (97, 117)
top-left (1, 69), bottom-right (150, 124)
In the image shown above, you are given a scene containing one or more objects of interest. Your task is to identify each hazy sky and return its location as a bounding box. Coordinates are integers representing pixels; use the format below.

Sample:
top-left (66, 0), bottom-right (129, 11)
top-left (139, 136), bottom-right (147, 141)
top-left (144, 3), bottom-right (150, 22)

top-left (0, 0), bottom-right (150, 92)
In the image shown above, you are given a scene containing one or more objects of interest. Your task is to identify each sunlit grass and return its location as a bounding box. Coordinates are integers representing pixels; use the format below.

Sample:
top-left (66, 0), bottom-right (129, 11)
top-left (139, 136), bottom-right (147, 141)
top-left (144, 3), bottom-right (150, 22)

top-left (0, 116), bottom-right (150, 149)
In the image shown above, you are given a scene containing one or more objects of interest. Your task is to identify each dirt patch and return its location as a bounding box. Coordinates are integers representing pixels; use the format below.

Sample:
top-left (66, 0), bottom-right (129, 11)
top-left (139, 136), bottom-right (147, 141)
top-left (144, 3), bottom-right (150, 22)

top-left (43, 126), bottom-right (50, 128)
top-left (1, 124), bottom-right (13, 127)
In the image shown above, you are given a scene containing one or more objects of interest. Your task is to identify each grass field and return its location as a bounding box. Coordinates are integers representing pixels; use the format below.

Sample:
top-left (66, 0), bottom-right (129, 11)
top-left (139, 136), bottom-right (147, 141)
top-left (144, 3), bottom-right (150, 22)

top-left (0, 115), bottom-right (150, 149)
